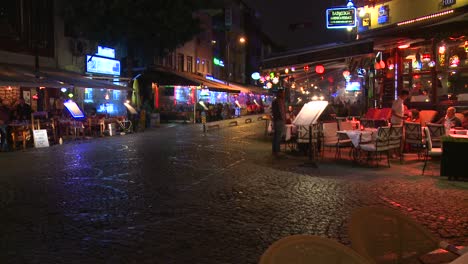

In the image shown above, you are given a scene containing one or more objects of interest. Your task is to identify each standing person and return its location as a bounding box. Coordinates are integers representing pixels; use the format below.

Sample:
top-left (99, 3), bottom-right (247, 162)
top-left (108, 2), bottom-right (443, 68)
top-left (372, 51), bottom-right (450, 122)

top-left (391, 90), bottom-right (409, 125)
top-left (15, 97), bottom-right (32, 121)
top-left (0, 98), bottom-right (12, 151)
top-left (286, 105), bottom-right (296, 124)
top-left (271, 90), bottom-right (286, 157)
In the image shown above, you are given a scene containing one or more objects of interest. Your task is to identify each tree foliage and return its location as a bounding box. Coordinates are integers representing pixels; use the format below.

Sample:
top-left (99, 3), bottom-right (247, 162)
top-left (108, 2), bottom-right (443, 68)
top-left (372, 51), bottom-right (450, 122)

top-left (60, 0), bottom-right (219, 57)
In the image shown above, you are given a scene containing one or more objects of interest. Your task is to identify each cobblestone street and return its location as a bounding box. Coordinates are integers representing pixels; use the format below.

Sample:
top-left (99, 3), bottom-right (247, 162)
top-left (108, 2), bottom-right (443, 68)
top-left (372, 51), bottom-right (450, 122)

top-left (0, 121), bottom-right (467, 263)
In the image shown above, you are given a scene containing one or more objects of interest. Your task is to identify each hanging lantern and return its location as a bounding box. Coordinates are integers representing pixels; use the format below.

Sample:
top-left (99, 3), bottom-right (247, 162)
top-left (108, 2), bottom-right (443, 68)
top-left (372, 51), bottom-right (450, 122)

top-left (438, 45), bottom-right (446, 54)
top-left (272, 77), bottom-right (279, 84)
top-left (105, 93), bottom-right (110, 100)
top-left (266, 82), bottom-right (273, 89)
top-left (379, 60), bottom-right (385, 69)
top-left (269, 72), bottom-right (275, 79)
top-left (449, 55), bottom-right (460, 68)
top-left (60, 87), bottom-right (67, 93)
top-left (68, 93), bottom-right (74, 98)
top-left (315, 65), bottom-right (325, 74)
top-left (291, 67), bottom-right (296, 72)
top-left (284, 68), bottom-right (289, 74)
top-left (428, 61), bottom-right (436, 68)
top-left (342, 70), bottom-right (350, 78)
top-left (304, 65), bottom-right (310, 72)
top-left (422, 52), bottom-right (431, 62)
top-left (374, 62), bottom-right (381, 70)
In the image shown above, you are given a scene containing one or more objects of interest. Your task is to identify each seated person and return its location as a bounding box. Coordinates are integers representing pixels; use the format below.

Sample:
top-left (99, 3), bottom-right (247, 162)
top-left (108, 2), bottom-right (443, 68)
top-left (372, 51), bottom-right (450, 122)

top-left (436, 107), bottom-right (462, 128)
top-left (462, 111), bottom-right (468, 129)
top-left (15, 98), bottom-right (32, 121)
top-left (285, 105), bottom-right (296, 124)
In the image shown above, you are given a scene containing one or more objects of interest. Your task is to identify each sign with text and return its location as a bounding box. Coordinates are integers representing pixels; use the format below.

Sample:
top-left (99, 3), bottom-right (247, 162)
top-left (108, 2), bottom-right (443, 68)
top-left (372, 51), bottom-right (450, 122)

top-left (378, 5), bottom-right (390, 24)
top-left (33, 129), bottom-right (49, 148)
top-left (326, 7), bottom-right (356, 28)
top-left (97, 46), bottom-right (115, 58)
top-left (86, 55), bottom-right (121, 76)
top-left (442, 0), bottom-right (456, 7)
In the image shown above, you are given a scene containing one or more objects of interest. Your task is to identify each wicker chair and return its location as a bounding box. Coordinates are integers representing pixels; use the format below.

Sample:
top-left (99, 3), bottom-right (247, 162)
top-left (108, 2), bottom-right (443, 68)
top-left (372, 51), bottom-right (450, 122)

top-left (426, 123), bottom-right (445, 148)
top-left (260, 235), bottom-right (373, 264)
top-left (349, 206), bottom-right (439, 264)
top-left (404, 121), bottom-right (424, 159)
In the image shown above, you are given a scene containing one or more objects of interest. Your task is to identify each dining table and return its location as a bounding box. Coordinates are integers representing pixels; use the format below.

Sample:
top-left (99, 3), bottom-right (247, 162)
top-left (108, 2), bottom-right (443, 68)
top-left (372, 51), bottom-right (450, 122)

top-left (337, 128), bottom-right (378, 148)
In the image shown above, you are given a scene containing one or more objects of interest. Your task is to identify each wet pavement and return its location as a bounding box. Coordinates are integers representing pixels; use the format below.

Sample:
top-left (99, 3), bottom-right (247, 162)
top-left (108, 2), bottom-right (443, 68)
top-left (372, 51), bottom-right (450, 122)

top-left (0, 122), bottom-right (467, 263)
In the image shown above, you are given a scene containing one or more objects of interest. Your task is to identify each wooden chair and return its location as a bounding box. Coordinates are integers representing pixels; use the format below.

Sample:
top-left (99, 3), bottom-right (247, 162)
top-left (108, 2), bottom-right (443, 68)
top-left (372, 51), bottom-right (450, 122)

top-left (10, 125), bottom-right (31, 150)
top-left (426, 123), bottom-right (445, 148)
top-left (422, 127), bottom-right (442, 175)
top-left (349, 206), bottom-right (439, 264)
top-left (31, 112), bottom-right (56, 144)
top-left (404, 121), bottom-right (424, 159)
top-left (359, 126), bottom-right (391, 167)
top-left (260, 235), bottom-right (373, 264)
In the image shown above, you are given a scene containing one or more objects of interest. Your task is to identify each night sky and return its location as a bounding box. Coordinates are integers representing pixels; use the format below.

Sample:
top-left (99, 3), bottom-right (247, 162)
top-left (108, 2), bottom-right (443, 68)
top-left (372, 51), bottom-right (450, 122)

top-left (244, 0), bottom-right (351, 50)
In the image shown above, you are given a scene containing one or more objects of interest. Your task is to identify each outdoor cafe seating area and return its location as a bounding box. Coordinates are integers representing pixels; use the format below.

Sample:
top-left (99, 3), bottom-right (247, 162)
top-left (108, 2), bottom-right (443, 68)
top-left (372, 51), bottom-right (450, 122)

top-left (1, 102), bottom-right (134, 152)
top-left (275, 105), bottom-right (468, 181)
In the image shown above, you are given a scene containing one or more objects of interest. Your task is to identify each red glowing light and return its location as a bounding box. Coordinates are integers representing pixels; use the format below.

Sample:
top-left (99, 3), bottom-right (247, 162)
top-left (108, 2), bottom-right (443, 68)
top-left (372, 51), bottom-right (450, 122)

top-left (315, 65), bottom-right (325, 74)
top-left (304, 65), bottom-right (310, 72)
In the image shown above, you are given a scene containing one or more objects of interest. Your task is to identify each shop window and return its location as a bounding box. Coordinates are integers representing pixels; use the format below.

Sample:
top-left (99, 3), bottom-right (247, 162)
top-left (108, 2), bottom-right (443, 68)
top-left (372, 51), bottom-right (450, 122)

top-left (84, 88), bottom-right (93, 102)
top-left (187, 56), bottom-right (193, 73)
top-left (112, 90), bottom-right (120, 100)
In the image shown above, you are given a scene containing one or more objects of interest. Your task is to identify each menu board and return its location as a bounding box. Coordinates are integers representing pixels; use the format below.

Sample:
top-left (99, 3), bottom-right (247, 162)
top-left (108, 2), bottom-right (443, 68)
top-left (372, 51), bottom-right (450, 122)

top-left (33, 129), bottom-right (49, 148)
top-left (293, 101), bottom-right (329, 126)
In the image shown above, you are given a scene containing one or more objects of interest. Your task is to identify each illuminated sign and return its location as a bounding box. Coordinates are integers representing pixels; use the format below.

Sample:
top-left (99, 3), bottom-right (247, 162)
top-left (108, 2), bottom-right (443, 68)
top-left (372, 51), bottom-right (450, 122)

top-left (86, 55), bottom-right (120, 76)
top-left (205, 75), bottom-right (226, 84)
top-left (442, 0), bottom-right (456, 7)
top-left (378, 5), bottom-right (390, 24)
top-left (326, 7), bottom-right (356, 28)
top-left (64, 100), bottom-right (85, 118)
top-left (97, 46), bottom-right (115, 58)
top-left (251, 72), bottom-right (261, 80)
top-left (213, 57), bottom-right (225, 67)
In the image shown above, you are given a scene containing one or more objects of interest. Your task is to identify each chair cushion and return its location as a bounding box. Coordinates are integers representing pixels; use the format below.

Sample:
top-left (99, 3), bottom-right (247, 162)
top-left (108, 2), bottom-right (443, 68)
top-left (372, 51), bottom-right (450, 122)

top-left (360, 144), bottom-right (376, 152)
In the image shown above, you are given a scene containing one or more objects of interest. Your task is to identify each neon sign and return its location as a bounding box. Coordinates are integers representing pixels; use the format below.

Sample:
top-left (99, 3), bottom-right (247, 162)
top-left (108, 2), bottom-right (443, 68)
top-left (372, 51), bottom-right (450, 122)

top-left (213, 57), bottom-right (225, 67)
top-left (326, 7), bottom-right (356, 29)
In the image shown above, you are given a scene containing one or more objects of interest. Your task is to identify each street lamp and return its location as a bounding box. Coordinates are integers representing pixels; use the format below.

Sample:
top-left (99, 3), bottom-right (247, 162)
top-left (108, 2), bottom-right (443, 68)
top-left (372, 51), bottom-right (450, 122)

top-left (226, 34), bottom-right (247, 84)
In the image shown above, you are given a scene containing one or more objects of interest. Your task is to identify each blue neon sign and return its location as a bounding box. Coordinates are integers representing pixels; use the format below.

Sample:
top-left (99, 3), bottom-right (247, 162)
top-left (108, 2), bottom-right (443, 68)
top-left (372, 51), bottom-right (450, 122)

top-left (86, 55), bottom-right (121, 76)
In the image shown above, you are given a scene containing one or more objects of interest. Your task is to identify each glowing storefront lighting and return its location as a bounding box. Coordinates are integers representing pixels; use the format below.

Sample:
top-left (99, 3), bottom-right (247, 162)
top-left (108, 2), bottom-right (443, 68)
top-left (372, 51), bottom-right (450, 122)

top-left (397, 10), bottom-right (454, 26)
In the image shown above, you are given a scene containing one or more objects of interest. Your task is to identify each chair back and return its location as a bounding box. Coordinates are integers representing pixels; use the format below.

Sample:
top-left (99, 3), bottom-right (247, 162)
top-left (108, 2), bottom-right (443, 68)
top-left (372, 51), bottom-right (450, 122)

top-left (375, 126), bottom-right (390, 150)
top-left (360, 118), bottom-right (375, 128)
top-left (423, 127), bottom-right (433, 151)
top-left (297, 124), bottom-right (320, 144)
top-left (426, 123), bottom-right (445, 148)
top-left (322, 122), bottom-right (338, 143)
top-left (419, 110), bottom-right (437, 126)
top-left (259, 235), bottom-right (373, 264)
top-left (348, 206), bottom-right (439, 264)
top-left (31, 112), bottom-right (49, 130)
top-left (338, 120), bottom-right (354, 131)
top-left (404, 121), bottom-right (422, 145)
top-left (364, 108), bottom-right (377, 119)
top-left (388, 125), bottom-right (403, 150)
top-left (377, 108), bottom-right (392, 121)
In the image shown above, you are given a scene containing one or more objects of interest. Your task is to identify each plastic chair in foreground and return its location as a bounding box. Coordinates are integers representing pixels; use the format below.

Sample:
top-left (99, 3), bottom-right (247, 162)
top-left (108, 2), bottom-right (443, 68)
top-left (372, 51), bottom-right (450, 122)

top-left (259, 235), bottom-right (373, 264)
top-left (348, 206), bottom-right (439, 264)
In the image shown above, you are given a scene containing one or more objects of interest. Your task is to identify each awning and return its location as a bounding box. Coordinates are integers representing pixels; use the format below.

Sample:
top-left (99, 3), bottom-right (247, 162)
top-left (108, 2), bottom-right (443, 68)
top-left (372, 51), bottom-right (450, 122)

top-left (0, 63), bottom-right (130, 90)
top-left (262, 40), bottom-right (374, 69)
top-left (42, 68), bottom-right (130, 90)
top-left (146, 67), bottom-right (241, 93)
top-left (0, 64), bottom-right (72, 88)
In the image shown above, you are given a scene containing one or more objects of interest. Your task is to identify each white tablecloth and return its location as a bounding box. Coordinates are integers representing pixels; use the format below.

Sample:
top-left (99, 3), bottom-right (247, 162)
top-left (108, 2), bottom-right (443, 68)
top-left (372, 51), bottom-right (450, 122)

top-left (338, 129), bottom-right (377, 147)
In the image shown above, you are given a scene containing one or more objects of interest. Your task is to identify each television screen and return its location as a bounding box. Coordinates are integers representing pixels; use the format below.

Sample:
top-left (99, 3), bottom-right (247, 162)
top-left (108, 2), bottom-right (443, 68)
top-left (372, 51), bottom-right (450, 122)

top-left (346, 82), bottom-right (361, 91)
